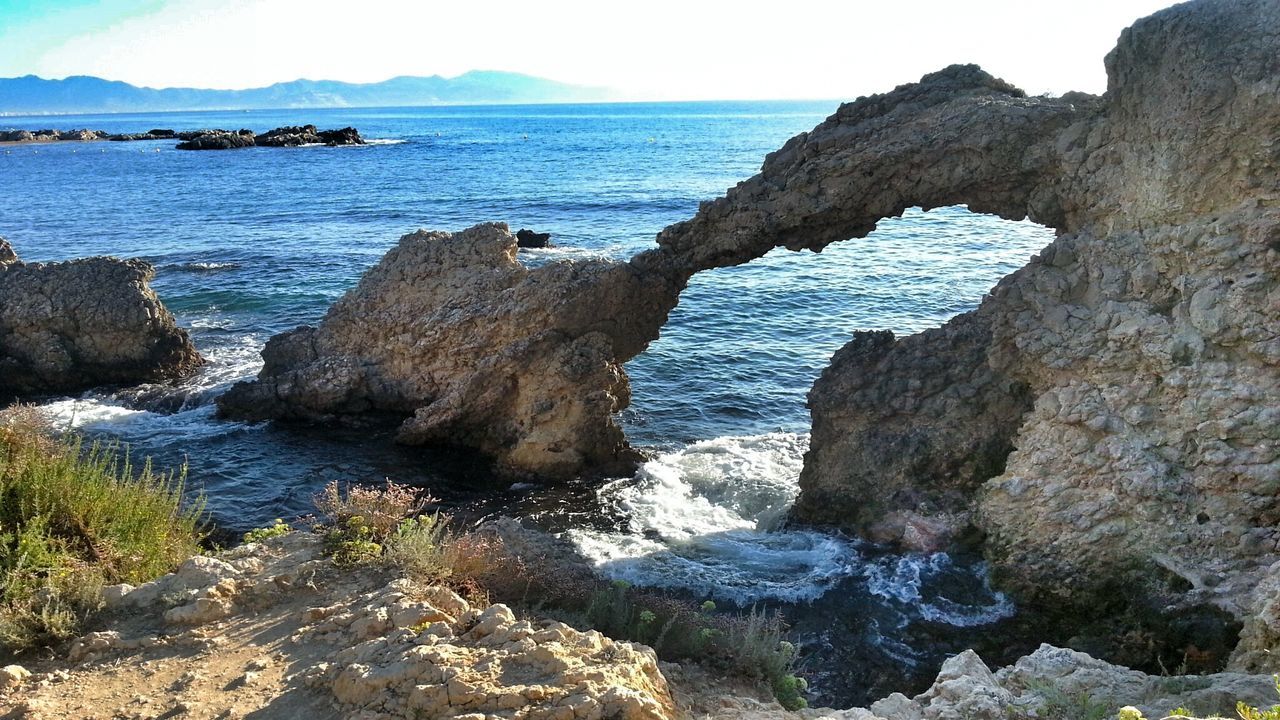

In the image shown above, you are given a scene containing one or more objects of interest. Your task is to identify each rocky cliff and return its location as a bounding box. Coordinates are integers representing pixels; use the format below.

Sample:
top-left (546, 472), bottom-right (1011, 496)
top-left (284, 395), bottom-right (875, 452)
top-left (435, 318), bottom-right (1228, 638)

top-left (0, 238), bottom-right (202, 399)
top-left (789, 0), bottom-right (1280, 625)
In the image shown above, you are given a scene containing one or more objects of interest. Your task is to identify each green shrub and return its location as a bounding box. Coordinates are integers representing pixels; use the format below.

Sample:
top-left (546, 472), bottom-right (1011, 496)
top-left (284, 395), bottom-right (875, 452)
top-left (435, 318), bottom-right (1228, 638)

top-left (243, 518), bottom-right (290, 544)
top-left (0, 406), bottom-right (205, 651)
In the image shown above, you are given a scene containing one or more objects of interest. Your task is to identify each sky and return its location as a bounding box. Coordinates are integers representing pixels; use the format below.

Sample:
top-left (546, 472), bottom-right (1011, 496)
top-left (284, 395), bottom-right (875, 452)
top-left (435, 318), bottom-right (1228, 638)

top-left (0, 0), bottom-right (1180, 100)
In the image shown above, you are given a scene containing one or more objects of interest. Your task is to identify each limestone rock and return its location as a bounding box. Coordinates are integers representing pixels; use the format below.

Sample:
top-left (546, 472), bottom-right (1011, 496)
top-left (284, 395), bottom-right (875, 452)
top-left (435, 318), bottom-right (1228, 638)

top-left (218, 222), bottom-right (683, 479)
top-left (769, 0), bottom-right (1280, 623)
top-left (0, 242), bottom-right (202, 399)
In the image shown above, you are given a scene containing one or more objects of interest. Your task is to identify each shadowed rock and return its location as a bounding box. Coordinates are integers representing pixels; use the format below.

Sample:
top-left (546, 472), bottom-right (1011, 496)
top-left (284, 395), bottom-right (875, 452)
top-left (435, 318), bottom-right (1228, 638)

top-left (516, 229), bottom-right (553, 248)
top-left (0, 239), bottom-right (203, 399)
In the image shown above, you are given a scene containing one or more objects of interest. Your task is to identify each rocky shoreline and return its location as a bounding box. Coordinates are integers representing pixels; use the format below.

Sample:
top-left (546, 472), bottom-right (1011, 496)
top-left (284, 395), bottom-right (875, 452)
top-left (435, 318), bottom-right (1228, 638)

top-left (0, 0), bottom-right (1277, 716)
top-left (0, 125), bottom-right (365, 148)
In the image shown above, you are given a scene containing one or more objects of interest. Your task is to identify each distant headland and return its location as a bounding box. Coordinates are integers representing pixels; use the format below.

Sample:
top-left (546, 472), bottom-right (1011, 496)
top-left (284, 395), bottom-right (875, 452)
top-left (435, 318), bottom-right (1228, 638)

top-left (0, 70), bottom-right (614, 116)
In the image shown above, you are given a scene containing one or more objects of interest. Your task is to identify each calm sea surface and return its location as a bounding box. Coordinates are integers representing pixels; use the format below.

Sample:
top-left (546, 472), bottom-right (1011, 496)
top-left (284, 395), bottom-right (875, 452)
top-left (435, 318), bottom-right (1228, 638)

top-left (0, 102), bottom-right (1054, 704)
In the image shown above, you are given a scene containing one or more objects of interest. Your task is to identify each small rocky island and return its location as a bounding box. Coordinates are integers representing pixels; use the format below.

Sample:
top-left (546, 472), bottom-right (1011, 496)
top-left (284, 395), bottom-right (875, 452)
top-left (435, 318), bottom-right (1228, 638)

top-left (0, 125), bottom-right (365, 149)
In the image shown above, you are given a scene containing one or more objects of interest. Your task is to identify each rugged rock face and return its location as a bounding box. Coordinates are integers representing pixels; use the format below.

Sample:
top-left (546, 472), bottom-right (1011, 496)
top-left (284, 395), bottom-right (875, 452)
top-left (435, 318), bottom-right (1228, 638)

top-left (218, 223), bottom-right (683, 478)
top-left (0, 240), bottom-right (202, 399)
top-left (764, 0), bottom-right (1279, 620)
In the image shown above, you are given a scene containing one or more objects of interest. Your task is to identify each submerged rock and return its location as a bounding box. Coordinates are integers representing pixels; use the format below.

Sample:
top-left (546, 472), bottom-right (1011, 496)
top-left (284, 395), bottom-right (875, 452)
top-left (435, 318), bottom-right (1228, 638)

top-left (0, 239), bottom-right (202, 399)
top-left (516, 228), bottom-right (553, 248)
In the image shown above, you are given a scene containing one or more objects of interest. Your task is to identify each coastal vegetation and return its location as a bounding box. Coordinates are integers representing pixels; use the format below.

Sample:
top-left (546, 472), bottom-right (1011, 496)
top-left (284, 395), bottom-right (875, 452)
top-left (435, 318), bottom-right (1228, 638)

top-left (0, 407), bottom-right (204, 651)
top-left (310, 478), bottom-right (808, 709)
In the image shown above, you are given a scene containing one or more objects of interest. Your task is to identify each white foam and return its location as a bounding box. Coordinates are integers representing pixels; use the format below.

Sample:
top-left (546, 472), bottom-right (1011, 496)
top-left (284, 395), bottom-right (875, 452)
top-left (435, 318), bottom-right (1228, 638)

top-left (37, 399), bottom-right (251, 444)
top-left (364, 138), bottom-right (406, 145)
top-left (568, 432), bottom-right (859, 604)
top-left (864, 553), bottom-right (1015, 627)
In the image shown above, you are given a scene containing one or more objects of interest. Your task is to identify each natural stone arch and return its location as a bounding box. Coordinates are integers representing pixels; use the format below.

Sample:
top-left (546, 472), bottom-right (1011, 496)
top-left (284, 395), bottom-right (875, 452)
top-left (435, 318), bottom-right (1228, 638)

top-left (221, 0), bottom-right (1280, 646)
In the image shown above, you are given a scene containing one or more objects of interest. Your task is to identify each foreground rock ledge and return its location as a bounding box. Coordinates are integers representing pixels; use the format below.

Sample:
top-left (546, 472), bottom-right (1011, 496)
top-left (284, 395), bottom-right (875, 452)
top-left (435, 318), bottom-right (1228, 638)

top-left (0, 237), bottom-right (203, 399)
top-left (3, 532), bottom-right (1278, 720)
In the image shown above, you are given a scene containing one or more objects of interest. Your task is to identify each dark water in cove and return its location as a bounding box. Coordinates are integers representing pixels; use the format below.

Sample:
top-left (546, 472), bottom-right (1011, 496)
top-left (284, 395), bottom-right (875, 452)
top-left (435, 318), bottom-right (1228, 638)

top-left (0, 102), bottom-right (1054, 704)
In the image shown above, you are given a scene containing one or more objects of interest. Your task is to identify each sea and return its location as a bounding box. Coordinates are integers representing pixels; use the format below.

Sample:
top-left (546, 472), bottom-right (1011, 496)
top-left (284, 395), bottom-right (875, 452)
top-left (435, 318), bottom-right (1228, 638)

top-left (0, 102), bottom-right (1054, 704)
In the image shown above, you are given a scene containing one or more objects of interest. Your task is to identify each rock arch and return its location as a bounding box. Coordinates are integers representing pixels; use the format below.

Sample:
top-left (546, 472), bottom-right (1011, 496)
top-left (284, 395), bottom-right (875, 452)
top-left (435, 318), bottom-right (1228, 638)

top-left (221, 0), bottom-right (1279, 630)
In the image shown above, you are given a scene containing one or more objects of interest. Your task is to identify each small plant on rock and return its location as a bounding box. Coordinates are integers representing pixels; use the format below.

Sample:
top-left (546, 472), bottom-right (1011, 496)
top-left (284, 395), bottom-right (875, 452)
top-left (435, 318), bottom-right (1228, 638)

top-left (243, 518), bottom-right (290, 544)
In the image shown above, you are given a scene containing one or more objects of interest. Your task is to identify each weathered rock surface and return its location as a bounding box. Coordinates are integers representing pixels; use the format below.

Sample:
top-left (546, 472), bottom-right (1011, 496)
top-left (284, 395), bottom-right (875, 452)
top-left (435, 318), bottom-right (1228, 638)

top-left (516, 228), bottom-right (553, 248)
top-left (0, 239), bottom-right (202, 398)
top-left (218, 223), bottom-right (682, 478)
top-left (175, 129), bottom-right (257, 150)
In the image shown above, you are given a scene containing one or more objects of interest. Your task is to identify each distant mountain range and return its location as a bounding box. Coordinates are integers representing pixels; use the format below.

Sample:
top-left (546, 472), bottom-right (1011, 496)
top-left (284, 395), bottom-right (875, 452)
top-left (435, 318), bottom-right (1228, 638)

top-left (0, 71), bottom-right (614, 115)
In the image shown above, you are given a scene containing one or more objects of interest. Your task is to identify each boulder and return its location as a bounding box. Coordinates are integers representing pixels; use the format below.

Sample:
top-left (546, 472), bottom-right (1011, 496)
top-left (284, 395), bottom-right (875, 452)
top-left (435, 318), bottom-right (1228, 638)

top-left (0, 240), bottom-right (203, 399)
top-left (516, 228), bottom-right (553, 248)
top-left (175, 129), bottom-right (256, 150)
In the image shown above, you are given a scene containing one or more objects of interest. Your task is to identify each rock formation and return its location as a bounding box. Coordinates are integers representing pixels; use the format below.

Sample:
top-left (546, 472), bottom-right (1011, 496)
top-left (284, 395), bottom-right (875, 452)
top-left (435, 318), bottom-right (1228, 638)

top-left (218, 0), bottom-right (1278, 658)
top-left (218, 223), bottom-right (683, 479)
top-left (0, 239), bottom-right (202, 399)
top-left (175, 129), bottom-right (257, 150)
top-left (516, 228), bottom-right (553, 248)
top-left (254, 125), bottom-right (364, 147)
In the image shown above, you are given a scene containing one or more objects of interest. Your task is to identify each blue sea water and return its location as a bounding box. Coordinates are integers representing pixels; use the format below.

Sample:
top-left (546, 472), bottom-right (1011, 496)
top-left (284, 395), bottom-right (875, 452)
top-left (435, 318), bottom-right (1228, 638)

top-left (0, 102), bottom-right (1054, 704)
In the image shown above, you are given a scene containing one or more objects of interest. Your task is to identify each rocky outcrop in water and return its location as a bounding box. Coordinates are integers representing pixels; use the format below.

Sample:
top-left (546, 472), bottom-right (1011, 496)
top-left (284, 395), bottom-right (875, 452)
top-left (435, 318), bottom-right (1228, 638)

top-left (0, 239), bottom-right (202, 399)
top-left (175, 129), bottom-right (257, 150)
top-left (254, 125), bottom-right (364, 147)
top-left (1, 129), bottom-right (107, 142)
top-left (785, 0), bottom-right (1280, 629)
top-left (218, 223), bottom-right (682, 478)
top-left (516, 228), bottom-right (553, 248)
top-left (107, 129), bottom-right (177, 141)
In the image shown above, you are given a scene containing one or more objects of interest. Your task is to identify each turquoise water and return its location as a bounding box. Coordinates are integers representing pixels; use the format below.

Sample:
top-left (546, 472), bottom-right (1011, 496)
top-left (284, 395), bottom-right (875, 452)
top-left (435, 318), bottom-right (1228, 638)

top-left (0, 102), bottom-right (1054, 704)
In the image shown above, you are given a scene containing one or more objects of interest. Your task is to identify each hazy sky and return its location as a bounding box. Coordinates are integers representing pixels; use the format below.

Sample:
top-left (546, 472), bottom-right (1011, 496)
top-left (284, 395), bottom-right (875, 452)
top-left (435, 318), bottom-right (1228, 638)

top-left (1, 0), bottom-right (1178, 100)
